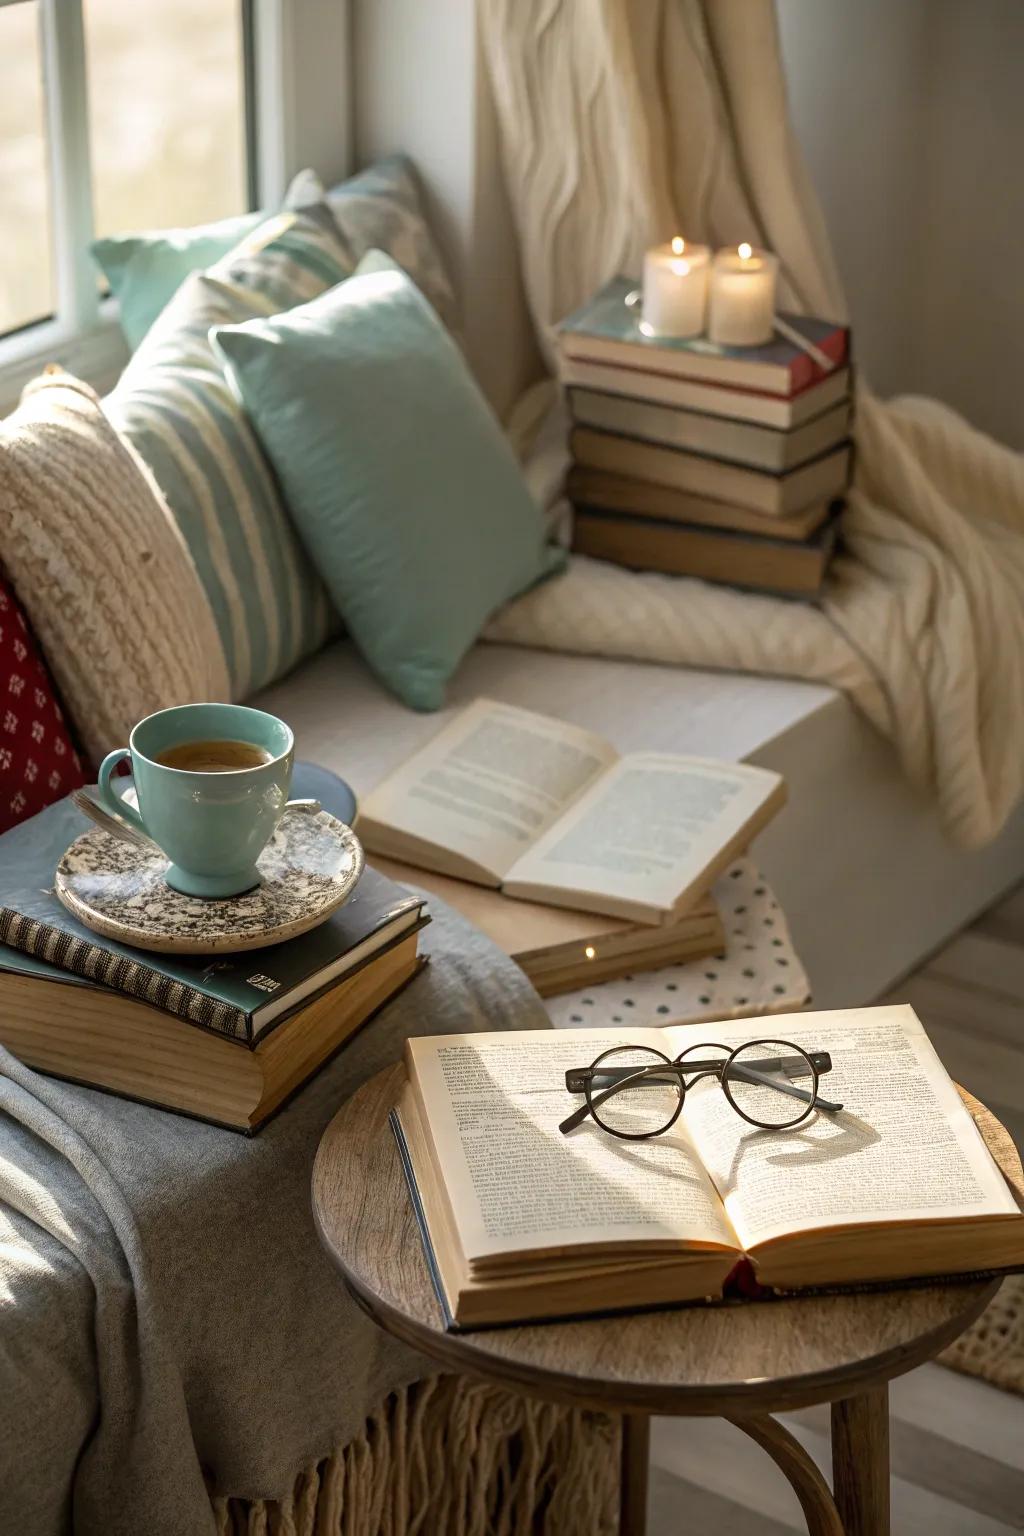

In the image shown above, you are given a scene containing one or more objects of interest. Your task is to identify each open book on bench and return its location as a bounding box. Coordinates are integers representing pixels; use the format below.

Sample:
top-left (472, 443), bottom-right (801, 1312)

top-left (393, 1005), bottom-right (1024, 1330)
top-left (359, 699), bottom-right (785, 924)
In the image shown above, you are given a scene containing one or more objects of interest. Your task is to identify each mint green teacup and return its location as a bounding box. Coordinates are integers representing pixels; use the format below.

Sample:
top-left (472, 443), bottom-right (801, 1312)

top-left (98, 702), bottom-right (294, 899)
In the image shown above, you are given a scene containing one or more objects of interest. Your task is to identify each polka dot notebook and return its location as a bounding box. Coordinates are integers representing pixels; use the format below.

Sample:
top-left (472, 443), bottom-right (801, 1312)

top-left (544, 857), bottom-right (809, 1032)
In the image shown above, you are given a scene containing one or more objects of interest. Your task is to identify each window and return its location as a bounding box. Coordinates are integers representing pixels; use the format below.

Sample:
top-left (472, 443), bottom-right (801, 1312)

top-left (0, 0), bottom-right (252, 349)
top-left (85, 0), bottom-right (249, 244)
top-left (0, 3), bottom-right (54, 335)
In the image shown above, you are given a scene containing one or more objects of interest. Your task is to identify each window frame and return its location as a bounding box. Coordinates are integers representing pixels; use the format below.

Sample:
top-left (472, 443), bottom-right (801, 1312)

top-left (0, 0), bottom-right (278, 407)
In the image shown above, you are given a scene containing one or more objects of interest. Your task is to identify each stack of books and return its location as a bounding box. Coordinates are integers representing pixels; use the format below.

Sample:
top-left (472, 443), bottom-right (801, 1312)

top-left (557, 277), bottom-right (854, 598)
top-left (371, 855), bottom-right (725, 996)
top-left (357, 698), bottom-right (787, 994)
top-left (0, 796), bottom-right (429, 1132)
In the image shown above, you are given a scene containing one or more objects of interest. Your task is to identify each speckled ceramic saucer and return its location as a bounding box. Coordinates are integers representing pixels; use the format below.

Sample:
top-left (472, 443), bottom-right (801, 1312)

top-left (55, 808), bottom-right (364, 954)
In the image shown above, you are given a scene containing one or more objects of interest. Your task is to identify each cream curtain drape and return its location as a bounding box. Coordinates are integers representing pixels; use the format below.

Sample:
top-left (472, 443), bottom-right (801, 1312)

top-left (479, 0), bottom-right (1024, 848)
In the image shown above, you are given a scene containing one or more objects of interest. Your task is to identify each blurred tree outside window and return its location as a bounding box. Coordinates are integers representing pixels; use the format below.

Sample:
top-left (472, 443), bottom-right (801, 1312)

top-left (0, 0), bottom-right (248, 338)
top-left (0, 3), bottom-right (54, 335)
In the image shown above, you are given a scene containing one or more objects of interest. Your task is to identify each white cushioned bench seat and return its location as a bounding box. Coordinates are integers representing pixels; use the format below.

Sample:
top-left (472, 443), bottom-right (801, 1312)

top-left (255, 640), bottom-right (1024, 1007)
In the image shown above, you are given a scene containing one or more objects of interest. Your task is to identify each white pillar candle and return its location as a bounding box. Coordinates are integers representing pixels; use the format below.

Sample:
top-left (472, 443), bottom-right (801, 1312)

top-left (641, 236), bottom-right (710, 338)
top-left (707, 243), bottom-right (779, 347)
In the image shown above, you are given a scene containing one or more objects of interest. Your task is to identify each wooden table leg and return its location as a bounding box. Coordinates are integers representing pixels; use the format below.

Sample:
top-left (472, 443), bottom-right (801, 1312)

top-left (831, 1385), bottom-right (890, 1536)
top-left (730, 1416), bottom-right (843, 1535)
top-left (620, 1411), bottom-right (650, 1536)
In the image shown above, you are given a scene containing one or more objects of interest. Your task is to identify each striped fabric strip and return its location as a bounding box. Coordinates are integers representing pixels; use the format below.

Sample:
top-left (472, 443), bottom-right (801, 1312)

top-left (0, 907), bottom-right (249, 1040)
top-left (105, 204), bottom-right (351, 700)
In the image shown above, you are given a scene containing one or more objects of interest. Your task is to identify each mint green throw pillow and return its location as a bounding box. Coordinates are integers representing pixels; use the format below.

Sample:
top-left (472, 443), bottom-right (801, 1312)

top-left (93, 211), bottom-right (262, 350)
top-left (90, 171), bottom-right (325, 351)
top-left (92, 157), bottom-right (454, 352)
top-left (211, 254), bottom-right (564, 710)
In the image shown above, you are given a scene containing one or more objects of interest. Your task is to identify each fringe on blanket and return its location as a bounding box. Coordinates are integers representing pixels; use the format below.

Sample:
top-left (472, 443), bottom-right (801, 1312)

top-left (209, 1375), bottom-right (619, 1536)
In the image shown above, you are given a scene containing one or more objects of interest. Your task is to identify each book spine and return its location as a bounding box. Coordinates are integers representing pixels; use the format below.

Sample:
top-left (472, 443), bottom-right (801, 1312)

top-left (0, 908), bottom-right (250, 1042)
top-left (248, 909), bottom-right (431, 1048)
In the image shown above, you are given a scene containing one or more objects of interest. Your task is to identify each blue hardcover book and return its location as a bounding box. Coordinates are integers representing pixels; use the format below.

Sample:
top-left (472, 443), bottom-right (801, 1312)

top-left (558, 278), bottom-right (849, 396)
top-left (0, 764), bottom-right (427, 1046)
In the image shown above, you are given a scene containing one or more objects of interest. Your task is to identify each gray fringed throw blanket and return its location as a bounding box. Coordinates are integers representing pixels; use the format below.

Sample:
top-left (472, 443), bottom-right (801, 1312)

top-left (0, 899), bottom-right (551, 1535)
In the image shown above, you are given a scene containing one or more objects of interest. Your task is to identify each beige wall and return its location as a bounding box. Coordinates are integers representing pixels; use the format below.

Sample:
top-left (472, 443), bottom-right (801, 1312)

top-left (351, 0), bottom-right (542, 419)
top-left (778, 0), bottom-right (1024, 448)
top-left (350, 0), bottom-right (1022, 446)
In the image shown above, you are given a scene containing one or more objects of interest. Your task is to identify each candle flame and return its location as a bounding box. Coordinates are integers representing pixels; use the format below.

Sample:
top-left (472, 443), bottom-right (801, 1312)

top-left (670, 258), bottom-right (690, 277)
top-left (585, 945), bottom-right (596, 960)
top-left (670, 236), bottom-right (685, 255)
top-left (738, 241), bottom-right (753, 260)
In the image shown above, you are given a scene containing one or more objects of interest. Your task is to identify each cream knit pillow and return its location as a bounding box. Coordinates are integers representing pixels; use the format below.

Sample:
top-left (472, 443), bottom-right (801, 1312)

top-left (0, 370), bottom-right (229, 766)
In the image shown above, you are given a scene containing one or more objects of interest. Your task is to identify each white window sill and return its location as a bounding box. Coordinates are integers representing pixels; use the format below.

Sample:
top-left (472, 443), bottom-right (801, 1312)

top-left (0, 307), bottom-right (128, 414)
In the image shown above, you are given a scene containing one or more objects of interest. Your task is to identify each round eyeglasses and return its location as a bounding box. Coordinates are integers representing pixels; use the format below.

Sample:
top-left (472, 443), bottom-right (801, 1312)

top-left (558, 1039), bottom-right (843, 1141)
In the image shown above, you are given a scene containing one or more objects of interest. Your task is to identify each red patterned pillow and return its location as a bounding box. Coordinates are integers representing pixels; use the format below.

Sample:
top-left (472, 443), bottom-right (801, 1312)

top-left (0, 569), bottom-right (85, 832)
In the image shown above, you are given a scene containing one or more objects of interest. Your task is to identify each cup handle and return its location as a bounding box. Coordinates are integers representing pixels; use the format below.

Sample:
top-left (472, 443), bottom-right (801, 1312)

top-left (98, 748), bottom-right (148, 837)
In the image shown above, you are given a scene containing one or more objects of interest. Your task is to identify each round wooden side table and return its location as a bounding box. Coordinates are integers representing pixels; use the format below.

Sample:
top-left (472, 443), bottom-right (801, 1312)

top-left (312, 1065), bottom-right (1022, 1536)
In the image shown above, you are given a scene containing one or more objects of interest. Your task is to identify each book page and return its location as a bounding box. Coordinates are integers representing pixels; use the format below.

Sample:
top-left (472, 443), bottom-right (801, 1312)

top-left (406, 1030), bottom-right (738, 1263)
top-left (669, 1006), bottom-right (1019, 1252)
top-left (505, 753), bottom-right (784, 920)
top-left (359, 700), bottom-right (615, 883)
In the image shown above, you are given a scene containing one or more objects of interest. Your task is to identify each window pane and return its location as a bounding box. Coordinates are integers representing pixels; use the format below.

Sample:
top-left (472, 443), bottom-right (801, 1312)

top-left (0, 3), bottom-right (54, 335)
top-left (85, 0), bottom-right (247, 238)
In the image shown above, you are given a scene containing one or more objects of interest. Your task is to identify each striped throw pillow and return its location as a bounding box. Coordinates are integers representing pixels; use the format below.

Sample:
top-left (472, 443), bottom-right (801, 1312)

top-left (105, 203), bottom-right (353, 699)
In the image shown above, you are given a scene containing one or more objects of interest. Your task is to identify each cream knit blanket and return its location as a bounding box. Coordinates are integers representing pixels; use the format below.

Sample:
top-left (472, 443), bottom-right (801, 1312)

top-left (478, 0), bottom-right (1024, 850)
top-left (488, 384), bottom-right (1024, 849)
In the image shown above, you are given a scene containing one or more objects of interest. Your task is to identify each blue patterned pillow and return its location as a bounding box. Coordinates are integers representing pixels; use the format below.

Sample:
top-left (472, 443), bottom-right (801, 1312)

top-left (324, 156), bottom-right (457, 331)
top-left (104, 204), bottom-right (353, 699)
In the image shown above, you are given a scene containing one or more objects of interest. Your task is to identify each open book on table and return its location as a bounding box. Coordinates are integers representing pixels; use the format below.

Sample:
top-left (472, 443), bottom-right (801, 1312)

top-left (394, 1005), bottom-right (1024, 1330)
top-left (358, 699), bottom-right (786, 924)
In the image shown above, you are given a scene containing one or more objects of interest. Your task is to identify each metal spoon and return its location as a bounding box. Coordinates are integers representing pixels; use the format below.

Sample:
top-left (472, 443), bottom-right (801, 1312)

top-left (72, 787), bottom-right (321, 850)
top-left (72, 787), bottom-right (152, 847)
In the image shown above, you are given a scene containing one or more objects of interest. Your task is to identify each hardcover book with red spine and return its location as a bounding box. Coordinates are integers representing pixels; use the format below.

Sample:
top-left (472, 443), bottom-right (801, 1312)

top-left (558, 277), bottom-right (849, 398)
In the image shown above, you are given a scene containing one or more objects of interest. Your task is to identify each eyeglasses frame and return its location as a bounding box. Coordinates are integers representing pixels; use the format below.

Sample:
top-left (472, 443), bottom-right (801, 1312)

top-left (559, 1038), bottom-right (843, 1140)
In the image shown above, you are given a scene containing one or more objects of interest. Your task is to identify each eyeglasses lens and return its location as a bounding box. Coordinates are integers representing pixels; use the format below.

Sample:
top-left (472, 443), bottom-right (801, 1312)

top-left (589, 1046), bottom-right (682, 1138)
top-left (723, 1040), bottom-right (817, 1128)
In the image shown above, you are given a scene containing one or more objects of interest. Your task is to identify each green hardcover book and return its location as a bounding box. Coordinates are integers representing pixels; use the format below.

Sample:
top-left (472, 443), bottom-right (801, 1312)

top-left (568, 389), bottom-right (853, 473)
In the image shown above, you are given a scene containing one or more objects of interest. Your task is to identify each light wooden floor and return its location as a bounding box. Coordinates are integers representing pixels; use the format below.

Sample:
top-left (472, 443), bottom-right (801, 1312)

top-left (649, 881), bottom-right (1024, 1534)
